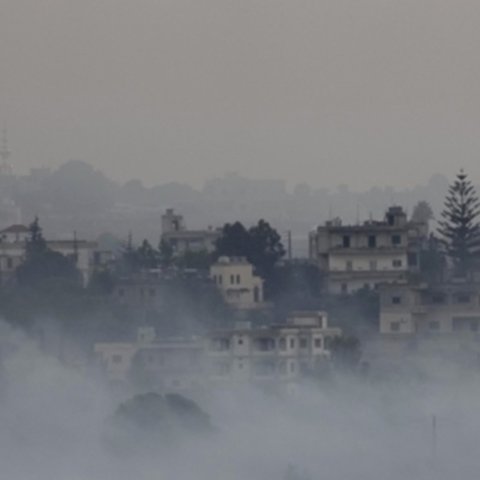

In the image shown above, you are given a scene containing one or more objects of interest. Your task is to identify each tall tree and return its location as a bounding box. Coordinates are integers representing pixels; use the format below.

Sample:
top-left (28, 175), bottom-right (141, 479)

top-left (438, 170), bottom-right (480, 276)
top-left (248, 219), bottom-right (286, 279)
top-left (17, 217), bottom-right (81, 289)
top-left (26, 216), bottom-right (47, 257)
top-left (215, 219), bottom-right (285, 277)
top-left (214, 222), bottom-right (251, 258)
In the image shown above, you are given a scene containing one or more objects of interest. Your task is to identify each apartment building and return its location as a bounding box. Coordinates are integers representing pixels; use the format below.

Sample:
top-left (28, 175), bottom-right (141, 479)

top-left (205, 311), bottom-right (341, 384)
top-left (309, 206), bottom-right (423, 294)
top-left (95, 312), bottom-right (342, 388)
top-left (380, 281), bottom-right (480, 336)
top-left (161, 208), bottom-right (220, 255)
top-left (210, 256), bottom-right (265, 309)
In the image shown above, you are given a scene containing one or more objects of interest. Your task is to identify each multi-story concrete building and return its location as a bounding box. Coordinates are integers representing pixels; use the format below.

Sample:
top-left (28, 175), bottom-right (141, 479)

top-left (161, 208), bottom-right (220, 255)
top-left (210, 256), bottom-right (265, 310)
top-left (375, 281), bottom-right (480, 365)
top-left (309, 206), bottom-right (423, 294)
top-left (95, 312), bottom-right (342, 388)
top-left (380, 281), bottom-right (480, 336)
top-left (206, 311), bottom-right (341, 384)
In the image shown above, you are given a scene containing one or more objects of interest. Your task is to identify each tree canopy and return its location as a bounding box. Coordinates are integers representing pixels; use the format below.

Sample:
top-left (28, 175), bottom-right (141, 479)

top-left (16, 217), bottom-right (82, 290)
top-left (215, 219), bottom-right (285, 280)
top-left (411, 200), bottom-right (434, 224)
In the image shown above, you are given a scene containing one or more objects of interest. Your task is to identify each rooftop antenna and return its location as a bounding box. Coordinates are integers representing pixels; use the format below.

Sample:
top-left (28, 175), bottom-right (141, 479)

top-left (0, 128), bottom-right (12, 175)
top-left (328, 204), bottom-right (332, 221)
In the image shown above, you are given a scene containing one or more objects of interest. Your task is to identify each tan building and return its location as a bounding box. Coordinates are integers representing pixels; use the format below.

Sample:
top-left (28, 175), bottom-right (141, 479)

top-left (210, 256), bottom-right (264, 309)
top-left (309, 206), bottom-right (423, 294)
top-left (206, 312), bottom-right (341, 384)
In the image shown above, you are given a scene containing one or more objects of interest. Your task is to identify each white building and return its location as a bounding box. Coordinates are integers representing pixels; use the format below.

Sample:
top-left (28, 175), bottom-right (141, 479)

top-left (95, 312), bottom-right (342, 388)
top-left (210, 256), bottom-right (264, 309)
top-left (0, 224), bottom-right (109, 285)
top-left (161, 208), bottom-right (220, 255)
top-left (206, 312), bottom-right (341, 384)
top-left (309, 206), bottom-right (422, 294)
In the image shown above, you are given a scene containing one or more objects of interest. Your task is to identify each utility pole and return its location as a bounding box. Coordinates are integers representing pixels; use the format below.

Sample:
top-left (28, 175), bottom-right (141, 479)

top-left (287, 230), bottom-right (292, 261)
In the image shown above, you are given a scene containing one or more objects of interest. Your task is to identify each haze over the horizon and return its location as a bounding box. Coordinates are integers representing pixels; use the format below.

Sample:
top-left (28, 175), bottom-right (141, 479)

top-left (1, 0), bottom-right (480, 189)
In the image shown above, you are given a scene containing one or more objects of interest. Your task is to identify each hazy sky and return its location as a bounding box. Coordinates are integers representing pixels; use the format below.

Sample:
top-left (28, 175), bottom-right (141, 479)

top-left (1, 0), bottom-right (480, 189)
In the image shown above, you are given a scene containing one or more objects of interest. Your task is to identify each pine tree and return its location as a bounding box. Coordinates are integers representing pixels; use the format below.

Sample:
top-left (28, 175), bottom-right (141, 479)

top-left (438, 170), bottom-right (480, 276)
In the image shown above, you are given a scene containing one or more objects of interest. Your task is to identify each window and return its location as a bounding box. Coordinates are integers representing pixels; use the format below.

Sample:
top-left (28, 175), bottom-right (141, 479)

top-left (432, 293), bottom-right (446, 304)
top-left (456, 293), bottom-right (470, 304)
top-left (369, 260), bottom-right (377, 271)
top-left (314, 338), bottom-right (322, 349)
top-left (408, 253), bottom-right (418, 267)
top-left (256, 337), bottom-right (275, 351)
top-left (428, 321), bottom-right (440, 331)
top-left (112, 354), bottom-right (122, 364)
top-left (212, 338), bottom-right (230, 351)
top-left (290, 338), bottom-right (295, 349)
top-left (279, 337), bottom-right (286, 350)
top-left (346, 260), bottom-right (353, 271)
top-left (6, 258), bottom-right (13, 269)
top-left (237, 337), bottom-right (243, 345)
top-left (342, 235), bottom-right (351, 248)
top-left (390, 322), bottom-right (400, 332)
top-left (236, 274), bottom-right (241, 284)
top-left (392, 296), bottom-right (402, 305)
top-left (368, 235), bottom-right (376, 248)
top-left (230, 275), bottom-right (235, 285)
top-left (218, 275), bottom-right (223, 285)
top-left (392, 259), bottom-right (403, 268)
top-left (341, 283), bottom-right (348, 294)
top-left (391, 235), bottom-right (402, 246)
top-left (299, 338), bottom-right (308, 349)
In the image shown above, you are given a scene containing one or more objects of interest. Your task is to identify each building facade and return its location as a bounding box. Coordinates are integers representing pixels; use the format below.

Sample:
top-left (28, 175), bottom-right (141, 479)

top-left (206, 312), bottom-right (341, 384)
top-left (161, 208), bottom-right (220, 255)
top-left (380, 282), bottom-right (480, 336)
top-left (210, 256), bottom-right (265, 309)
top-left (309, 206), bottom-right (422, 294)
top-left (95, 312), bottom-right (342, 389)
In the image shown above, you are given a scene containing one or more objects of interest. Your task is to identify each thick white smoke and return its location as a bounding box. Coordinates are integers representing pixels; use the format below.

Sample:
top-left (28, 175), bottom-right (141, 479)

top-left (0, 322), bottom-right (478, 480)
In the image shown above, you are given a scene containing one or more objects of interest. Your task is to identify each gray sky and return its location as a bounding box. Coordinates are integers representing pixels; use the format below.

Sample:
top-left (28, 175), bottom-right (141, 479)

top-left (1, 0), bottom-right (480, 189)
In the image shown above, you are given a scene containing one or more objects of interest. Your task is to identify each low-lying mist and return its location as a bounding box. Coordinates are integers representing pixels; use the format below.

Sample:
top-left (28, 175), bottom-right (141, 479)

top-left (0, 322), bottom-right (478, 480)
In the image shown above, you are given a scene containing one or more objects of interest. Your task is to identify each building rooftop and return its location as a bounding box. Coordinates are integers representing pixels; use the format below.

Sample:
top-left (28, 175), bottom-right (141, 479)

top-left (0, 224), bottom-right (29, 234)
